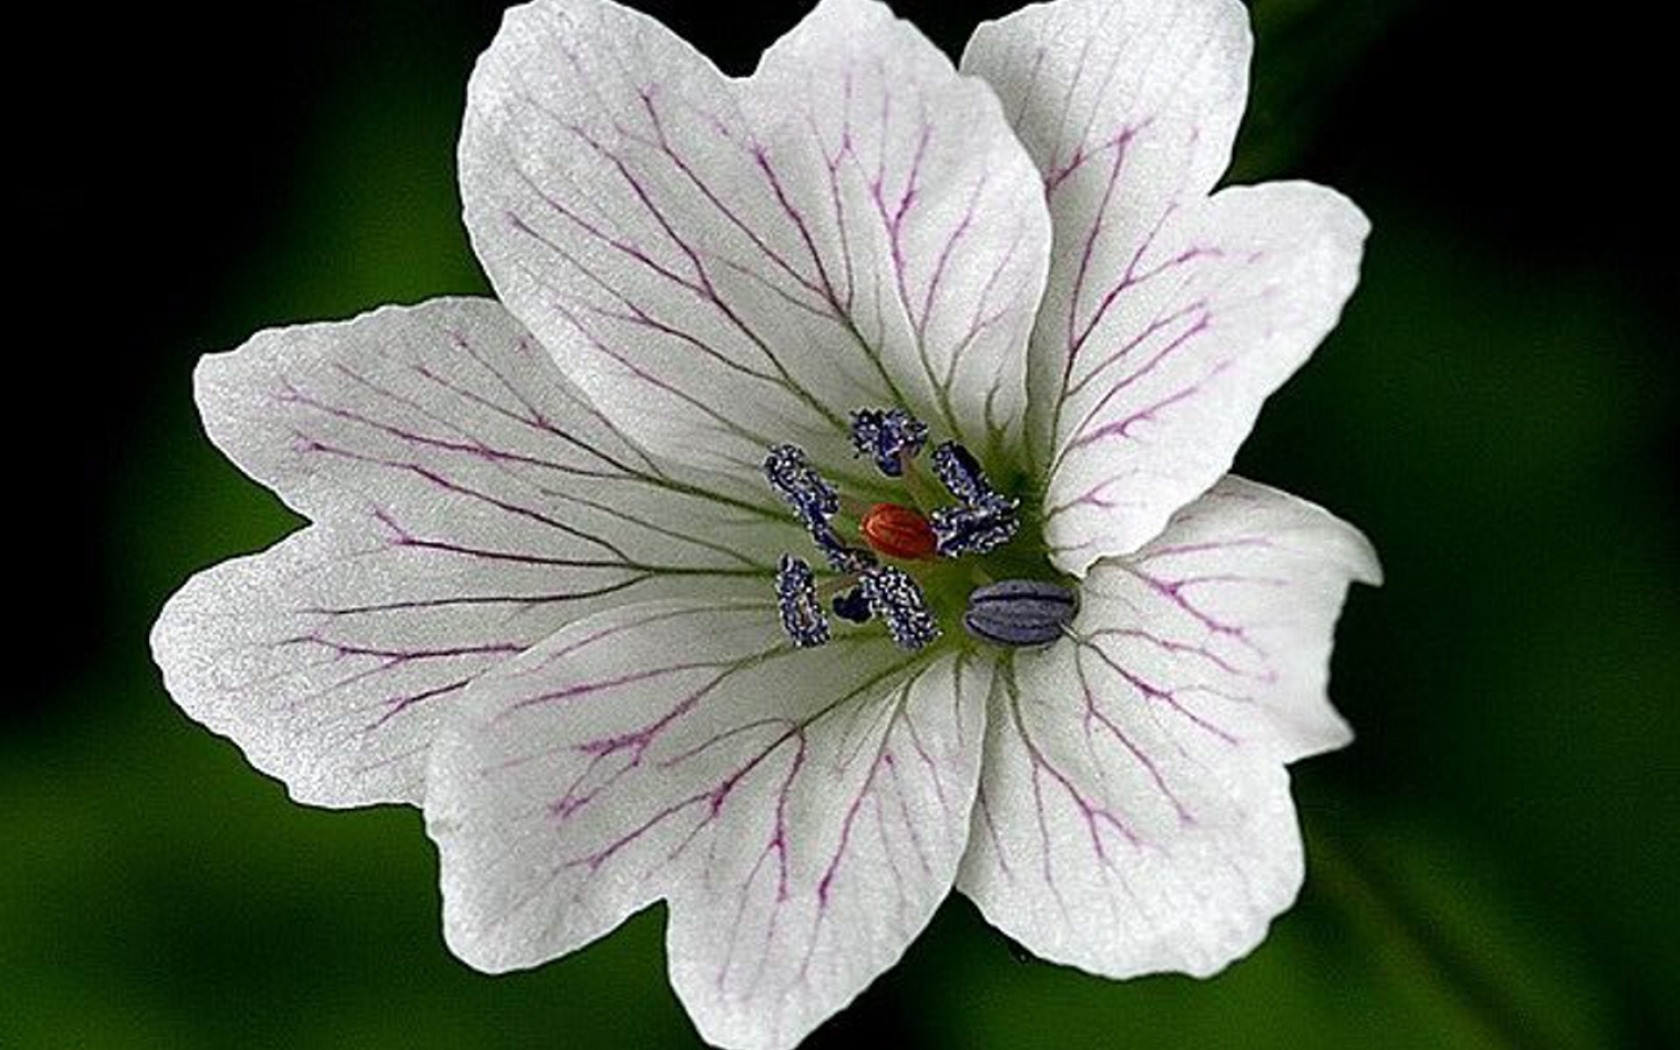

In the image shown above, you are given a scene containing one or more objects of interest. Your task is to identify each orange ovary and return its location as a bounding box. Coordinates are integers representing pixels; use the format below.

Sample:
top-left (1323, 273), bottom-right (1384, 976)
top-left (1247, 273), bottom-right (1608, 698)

top-left (860, 502), bottom-right (937, 561)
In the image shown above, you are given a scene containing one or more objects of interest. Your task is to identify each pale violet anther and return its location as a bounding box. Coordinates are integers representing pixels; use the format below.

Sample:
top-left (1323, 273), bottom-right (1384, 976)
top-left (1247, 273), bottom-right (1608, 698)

top-left (150, 2), bottom-right (1382, 1049)
top-left (962, 578), bottom-right (1079, 647)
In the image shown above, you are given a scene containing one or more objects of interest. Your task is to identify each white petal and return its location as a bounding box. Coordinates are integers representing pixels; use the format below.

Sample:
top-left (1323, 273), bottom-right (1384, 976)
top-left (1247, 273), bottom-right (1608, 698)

top-left (151, 299), bottom-right (794, 807)
top-left (962, 0), bottom-right (1249, 451)
top-left (428, 600), bottom-right (988, 1050)
top-left (462, 0), bottom-right (1049, 475)
top-left (1038, 184), bottom-right (1369, 571)
top-left (958, 476), bottom-right (1377, 978)
top-left (964, 0), bottom-right (1367, 572)
top-left (964, 0), bottom-right (1250, 222)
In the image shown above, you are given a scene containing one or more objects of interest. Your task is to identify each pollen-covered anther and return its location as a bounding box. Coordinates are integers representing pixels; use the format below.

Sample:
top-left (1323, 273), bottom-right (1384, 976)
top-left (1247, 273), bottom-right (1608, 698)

top-left (763, 443), bottom-right (839, 525)
top-left (849, 408), bottom-right (928, 477)
top-left (774, 554), bottom-right (830, 648)
top-left (930, 441), bottom-right (995, 506)
top-left (858, 566), bottom-right (940, 651)
top-left (931, 495), bottom-right (1020, 557)
top-left (927, 440), bottom-right (1019, 557)
top-left (859, 503), bottom-right (938, 561)
top-left (963, 579), bottom-right (1078, 647)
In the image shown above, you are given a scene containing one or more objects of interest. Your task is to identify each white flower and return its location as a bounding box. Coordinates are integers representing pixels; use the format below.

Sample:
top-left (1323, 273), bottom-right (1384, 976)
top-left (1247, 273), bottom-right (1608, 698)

top-left (151, 1), bottom-right (1380, 1047)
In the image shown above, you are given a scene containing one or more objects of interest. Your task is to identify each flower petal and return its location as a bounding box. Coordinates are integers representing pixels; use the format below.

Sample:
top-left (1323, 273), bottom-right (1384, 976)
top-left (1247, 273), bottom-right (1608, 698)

top-left (151, 298), bottom-right (794, 807)
top-left (963, 0), bottom-right (1368, 572)
top-left (1040, 184), bottom-right (1368, 571)
top-left (427, 600), bottom-right (988, 1050)
top-left (964, 0), bottom-right (1250, 242)
top-left (461, 0), bottom-right (1049, 476)
top-left (958, 476), bottom-right (1377, 977)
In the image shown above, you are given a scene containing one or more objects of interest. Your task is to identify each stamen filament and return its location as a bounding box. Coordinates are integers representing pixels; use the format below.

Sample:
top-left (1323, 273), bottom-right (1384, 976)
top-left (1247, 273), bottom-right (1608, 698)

top-left (898, 451), bottom-right (938, 511)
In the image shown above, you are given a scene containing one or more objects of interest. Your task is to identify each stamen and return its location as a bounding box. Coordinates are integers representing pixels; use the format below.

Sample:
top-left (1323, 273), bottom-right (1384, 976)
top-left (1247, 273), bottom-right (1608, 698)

top-left (928, 441), bottom-right (1019, 557)
top-left (764, 444), bottom-right (839, 525)
top-left (849, 408), bottom-right (928, 477)
top-left (962, 579), bottom-right (1078, 647)
top-left (930, 441), bottom-right (993, 505)
top-left (762, 421), bottom-right (1032, 651)
top-left (858, 566), bottom-right (940, 650)
top-left (931, 496), bottom-right (1020, 557)
top-left (774, 554), bottom-right (830, 648)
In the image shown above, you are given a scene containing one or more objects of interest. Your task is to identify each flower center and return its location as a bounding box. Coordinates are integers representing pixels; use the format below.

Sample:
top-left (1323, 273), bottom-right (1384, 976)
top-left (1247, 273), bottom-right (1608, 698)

top-left (763, 408), bottom-right (1075, 651)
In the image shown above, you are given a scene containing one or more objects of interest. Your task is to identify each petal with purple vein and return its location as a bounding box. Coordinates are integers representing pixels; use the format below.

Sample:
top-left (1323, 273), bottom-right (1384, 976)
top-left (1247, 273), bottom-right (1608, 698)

top-left (461, 0), bottom-right (1049, 476)
top-left (151, 298), bottom-right (791, 807)
top-left (962, 0), bottom-right (1252, 462)
top-left (958, 476), bottom-right (1377, 977)
top-left (1034, 184), bottom-right (1369, 572)
top-left (427, 599), bottom-right (988, 1050)
top-left (965, 1), bottom-right (1369, 573)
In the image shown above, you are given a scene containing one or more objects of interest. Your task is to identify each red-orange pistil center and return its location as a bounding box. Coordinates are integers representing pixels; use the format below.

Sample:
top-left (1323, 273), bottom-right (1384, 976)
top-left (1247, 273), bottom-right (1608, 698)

top-left (859, 502), bottom-right (938, 561)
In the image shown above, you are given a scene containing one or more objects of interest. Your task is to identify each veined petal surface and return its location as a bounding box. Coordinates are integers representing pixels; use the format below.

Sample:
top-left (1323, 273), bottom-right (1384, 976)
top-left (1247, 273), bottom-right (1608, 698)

top-left (151, 299), bottom-right (791, 807)
top-left (963, 0), bottom-right (1368, 572)
top-left (958, 476), bottom-right (1378, 977)
top-left (428, 600), bottom-right (989, 1050)
top-left (462, 0), bottom-right (1050, 477)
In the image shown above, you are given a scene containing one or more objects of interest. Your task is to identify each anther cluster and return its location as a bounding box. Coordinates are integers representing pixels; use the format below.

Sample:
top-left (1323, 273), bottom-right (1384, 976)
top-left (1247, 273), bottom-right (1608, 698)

top-left (764, 408), bottom-right (1028, 652)
top-left (763, 438), bottom-right (933, 651)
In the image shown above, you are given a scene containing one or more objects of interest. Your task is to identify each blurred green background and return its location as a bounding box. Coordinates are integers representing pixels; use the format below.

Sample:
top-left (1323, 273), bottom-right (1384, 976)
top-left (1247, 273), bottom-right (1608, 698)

top-left (7, 1), bottom-right (1675, 1047)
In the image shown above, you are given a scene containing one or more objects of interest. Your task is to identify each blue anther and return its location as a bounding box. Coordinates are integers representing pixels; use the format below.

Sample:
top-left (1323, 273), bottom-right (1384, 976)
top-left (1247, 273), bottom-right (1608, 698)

top-left (962, 579), bottom-right (1078, 647)
top-left (850, 408), bottom-right (929, 477)
top-left (927, 441), bottom-right (1018, 557)
top-left (858, 566), bottom-right (940, 650)
top-left (774, 554), bottom-right (830, 648)
top-left (930, 441), bottom-right (994, 505)
top-left (764, 444), bottom-right (839, 525)
top-left (931, 496), bottom-right (1020, 557)
top-left (831, 587), bottom-right (873, 624)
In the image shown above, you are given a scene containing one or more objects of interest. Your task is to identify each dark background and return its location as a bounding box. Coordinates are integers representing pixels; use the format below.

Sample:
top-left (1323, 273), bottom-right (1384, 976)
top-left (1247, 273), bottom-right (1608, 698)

top-left (8, 1), bottom-right (1676, 1047)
